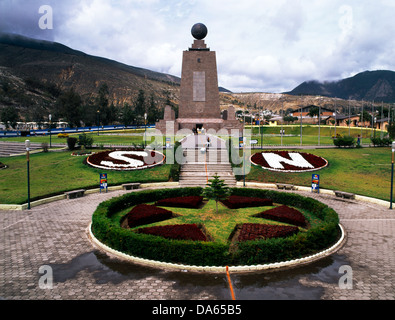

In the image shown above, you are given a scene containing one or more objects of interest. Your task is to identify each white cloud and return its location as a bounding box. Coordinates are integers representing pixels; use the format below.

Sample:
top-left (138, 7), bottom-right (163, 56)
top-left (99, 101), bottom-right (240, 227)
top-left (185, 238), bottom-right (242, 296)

top-left (1, 0), bottom-right (394, 93)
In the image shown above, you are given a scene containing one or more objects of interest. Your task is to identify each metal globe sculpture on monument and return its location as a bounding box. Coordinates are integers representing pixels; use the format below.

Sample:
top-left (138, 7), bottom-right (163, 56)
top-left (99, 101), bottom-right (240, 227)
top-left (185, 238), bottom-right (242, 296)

top-left (191, 23), bottom-right (208, 40)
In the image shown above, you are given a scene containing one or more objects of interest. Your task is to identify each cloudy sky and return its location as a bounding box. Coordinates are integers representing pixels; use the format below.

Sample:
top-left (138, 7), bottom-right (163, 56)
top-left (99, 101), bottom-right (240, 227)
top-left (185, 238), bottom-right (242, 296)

top-left (1, 0), bottom-right (394, 93)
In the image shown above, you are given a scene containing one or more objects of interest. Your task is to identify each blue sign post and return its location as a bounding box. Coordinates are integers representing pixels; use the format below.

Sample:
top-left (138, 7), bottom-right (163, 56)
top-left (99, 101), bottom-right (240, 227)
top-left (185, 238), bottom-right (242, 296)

top-left (100, 173), bottom-right (108, 193)
top-left (312, 174), bottom-right (320, 193)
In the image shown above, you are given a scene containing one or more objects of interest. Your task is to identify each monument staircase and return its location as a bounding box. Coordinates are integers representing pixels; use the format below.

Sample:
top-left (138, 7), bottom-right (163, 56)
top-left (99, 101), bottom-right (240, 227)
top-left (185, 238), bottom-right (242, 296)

top-left (179, 135), bottom-right (237, 188)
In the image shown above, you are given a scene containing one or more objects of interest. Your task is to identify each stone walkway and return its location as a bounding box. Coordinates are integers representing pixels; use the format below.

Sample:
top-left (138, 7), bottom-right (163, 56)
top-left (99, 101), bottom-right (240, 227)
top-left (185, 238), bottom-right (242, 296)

top-left (0, 187), bottom-right (394, 300)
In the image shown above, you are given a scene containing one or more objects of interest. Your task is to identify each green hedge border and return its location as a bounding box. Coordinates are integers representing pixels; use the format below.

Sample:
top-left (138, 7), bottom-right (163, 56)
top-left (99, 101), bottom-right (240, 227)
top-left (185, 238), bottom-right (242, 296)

top-left (91, 187), bottom-right (340, 266)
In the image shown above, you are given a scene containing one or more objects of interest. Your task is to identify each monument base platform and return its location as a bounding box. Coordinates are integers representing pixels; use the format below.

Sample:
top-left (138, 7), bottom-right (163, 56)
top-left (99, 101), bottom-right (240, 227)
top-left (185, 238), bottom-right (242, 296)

top-left (156, 117), bottom-right (243, 135)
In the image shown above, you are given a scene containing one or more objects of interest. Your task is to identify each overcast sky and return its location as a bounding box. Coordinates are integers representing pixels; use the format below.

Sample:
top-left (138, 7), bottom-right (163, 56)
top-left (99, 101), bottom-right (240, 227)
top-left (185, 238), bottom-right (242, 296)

top-left (1, 0), bottom-right (394, 93)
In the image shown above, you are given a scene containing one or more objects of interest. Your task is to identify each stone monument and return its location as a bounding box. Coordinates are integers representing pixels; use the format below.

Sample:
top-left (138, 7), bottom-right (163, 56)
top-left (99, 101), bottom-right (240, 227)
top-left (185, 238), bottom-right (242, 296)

top-left (156, 23), bottom-right (243, 134)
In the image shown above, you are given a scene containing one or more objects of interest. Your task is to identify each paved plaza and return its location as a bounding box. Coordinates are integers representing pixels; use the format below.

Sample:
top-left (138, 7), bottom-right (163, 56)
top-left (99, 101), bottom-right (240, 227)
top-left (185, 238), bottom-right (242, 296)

top-left (0, 187), bottom-right (394, 300)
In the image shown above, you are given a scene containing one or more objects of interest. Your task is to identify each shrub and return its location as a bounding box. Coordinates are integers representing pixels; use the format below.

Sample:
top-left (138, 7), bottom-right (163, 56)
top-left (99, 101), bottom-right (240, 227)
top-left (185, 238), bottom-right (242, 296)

top-left (67, 137), bottom-right (78, 150)
top-left (257, 205), bottom-right (307, 227)
top-left (237, 223), bottom-right (299, 242)
top-left (371, 137), bottom-right (391, 147)
top-left (333, 135), bottom-right (355, 148)
top-left (127, 204), bottom-right (173, 228)
top-left (137, 224), bottom-right (207, 241)
top-left (155, 196), bottom-right (203, 208)
top-left (78, 133), bottom-right (94, 148)
top-left (221, 195), bottom-right (273, 209)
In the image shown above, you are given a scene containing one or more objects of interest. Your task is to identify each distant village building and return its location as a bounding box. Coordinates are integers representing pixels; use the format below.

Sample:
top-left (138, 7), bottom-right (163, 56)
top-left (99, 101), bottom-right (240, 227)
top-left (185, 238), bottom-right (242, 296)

top-left (375, 117), bottom-right (389, 130)
top-left (289, 105), bottom-right (335, 124)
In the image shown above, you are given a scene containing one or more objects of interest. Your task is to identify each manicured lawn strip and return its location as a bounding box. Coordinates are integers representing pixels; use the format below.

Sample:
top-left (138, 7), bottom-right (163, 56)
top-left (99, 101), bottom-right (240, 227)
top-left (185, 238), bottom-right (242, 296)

top-left (0, 150), bottom-right (171, 204)
top-left (247, 147), bottom-right (391, 201)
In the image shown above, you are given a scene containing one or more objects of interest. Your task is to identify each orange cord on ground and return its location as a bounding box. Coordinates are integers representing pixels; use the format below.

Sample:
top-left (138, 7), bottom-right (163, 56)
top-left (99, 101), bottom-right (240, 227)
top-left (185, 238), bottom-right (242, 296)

top-left (226, 266), bottom-right (236, 300)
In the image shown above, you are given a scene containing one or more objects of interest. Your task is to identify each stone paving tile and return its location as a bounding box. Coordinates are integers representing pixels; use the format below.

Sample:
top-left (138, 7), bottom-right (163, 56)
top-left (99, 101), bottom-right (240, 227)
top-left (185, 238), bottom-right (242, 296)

top-left (1, 188), bottom-right (394, 300)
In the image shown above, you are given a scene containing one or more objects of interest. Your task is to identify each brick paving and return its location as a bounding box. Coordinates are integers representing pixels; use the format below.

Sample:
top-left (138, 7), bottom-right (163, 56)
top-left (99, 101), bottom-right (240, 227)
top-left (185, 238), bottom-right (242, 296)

top-left (0, 188), bottom-right (394, 300)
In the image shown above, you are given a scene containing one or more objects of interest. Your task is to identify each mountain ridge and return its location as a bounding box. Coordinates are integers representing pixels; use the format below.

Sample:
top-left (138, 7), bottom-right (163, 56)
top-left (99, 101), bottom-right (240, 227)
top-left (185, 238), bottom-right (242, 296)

top-left (286, 70), bottom-right (395, 102)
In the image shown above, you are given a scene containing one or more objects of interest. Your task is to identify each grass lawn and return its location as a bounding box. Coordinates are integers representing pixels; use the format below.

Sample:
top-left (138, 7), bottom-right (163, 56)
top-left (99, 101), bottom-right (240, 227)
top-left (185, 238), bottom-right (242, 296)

top-left (249, 125), bottom-right (384, 146)
top-left (0, 136), bottom-right (391, 204)
top-left (0, 129), bottom-right (184, 147)
top-left (0, 150), bottom-right (172, 204)
top-left (111, 200), bottom-right (321, 244)
top-left (247, 147), bottom-right (391, 201)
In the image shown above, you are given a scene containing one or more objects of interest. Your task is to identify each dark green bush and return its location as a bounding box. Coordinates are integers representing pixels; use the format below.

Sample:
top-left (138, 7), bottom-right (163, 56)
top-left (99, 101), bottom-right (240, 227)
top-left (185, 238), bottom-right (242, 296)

top-left (91, 188), bottom-right (340, 266)
top-left (371, 137), bottom-right (391, 147)
top-left (333, 135), bottom-right (355, 148)
top-left (67, 137), bottom-right (78, 150)
top-left (78, 133), bottom-right (94, 148)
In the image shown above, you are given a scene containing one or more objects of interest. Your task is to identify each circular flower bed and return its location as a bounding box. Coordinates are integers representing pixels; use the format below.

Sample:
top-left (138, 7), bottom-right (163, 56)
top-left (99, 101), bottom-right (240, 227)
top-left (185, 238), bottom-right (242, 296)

top-left (87, 149), bottom-right (165, 171)
top-left (250, 151), bottom-right (328, 172)
top-left (91, 188), bottom-right (341, 268)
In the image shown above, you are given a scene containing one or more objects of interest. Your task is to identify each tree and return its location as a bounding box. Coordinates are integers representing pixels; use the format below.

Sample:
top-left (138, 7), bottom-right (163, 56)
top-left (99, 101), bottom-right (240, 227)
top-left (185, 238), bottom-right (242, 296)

top-left (387, 122), bottom-right (395, 140)
top-left (203, 174), bottom-right (231, 214)
top-left (57, 88), bottom-right (82, 128)
top-left (283, 115), bottom-right (298, 124)
top-left (133, 89), bottom-right (146, 120)
top-left (0, 106), bottom-right (19, 129)
top-left (122, 102), bottom-right (135, 126)
top-left (359, 110), bottom-right (372, 126)
top-left (147, 94), bottom-right (158, 124)
top-left (96, 83), bottom-right (111, 125)
top-left (308, 106), bottom-right (320, 118)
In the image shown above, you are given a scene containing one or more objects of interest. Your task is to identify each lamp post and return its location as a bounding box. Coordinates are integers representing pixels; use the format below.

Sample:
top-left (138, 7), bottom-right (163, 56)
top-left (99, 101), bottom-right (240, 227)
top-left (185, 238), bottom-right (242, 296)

top-left (97, 110), bottom-right (100, 136)
top-left (318, 104), bottom-right (321, 146)
top-left (243, 137), bottom-right (246, 187)
top-left (144, 113), bottom-right (147, 148)
top-left (390, 141), bottom-right (395, 209)
top-left (49, 114), bottom-right (52, 149)
top-left (25, 140), bottom-right (31, 210)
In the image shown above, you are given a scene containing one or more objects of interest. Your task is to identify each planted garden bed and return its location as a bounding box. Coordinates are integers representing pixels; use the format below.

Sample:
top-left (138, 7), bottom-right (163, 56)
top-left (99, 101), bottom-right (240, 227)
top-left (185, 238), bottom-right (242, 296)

top-left (87, 149), bottom-right (165, 171)
top-left (91, 187), bottom-right (340, 266)
top-left (126, 204), bottom-right (173, 228)
top-left (257, 205), bottom-right (307, 227)
top-left (137, 224), bottom-right (207, 241)
top-left (237, 223), bottom-right (299, 242)
top-left (155, 196), bottom-right (204, 209)
top-left (250, 151), bottom-right (328, 172)
top-left (221, 195), bottom-right (273, 209)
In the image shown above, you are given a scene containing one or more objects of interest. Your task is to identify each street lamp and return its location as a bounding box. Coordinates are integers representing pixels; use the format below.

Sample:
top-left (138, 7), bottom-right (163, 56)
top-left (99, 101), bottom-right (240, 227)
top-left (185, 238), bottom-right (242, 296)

top-left (25, 140), bottom-right (31, 210)
top-left (243, 137), bottom-right (246, 187)
top-left (48, 114), bottom-right (52, 149)
top-left (97, 110), bottom-right (100, 136)
top-left (390, 141), bottom-right (395, 209)
top-left (144, 113), bottom-right (147, 148)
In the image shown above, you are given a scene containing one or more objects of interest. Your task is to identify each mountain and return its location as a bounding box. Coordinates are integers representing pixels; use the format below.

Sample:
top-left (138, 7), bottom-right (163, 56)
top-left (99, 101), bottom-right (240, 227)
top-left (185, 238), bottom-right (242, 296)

top-left (0, 33), bottom-right (234, 123)
top-left (286, 70), bottom-right (395, 103)
top-left (0, 33), bottom-right (181, 113)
